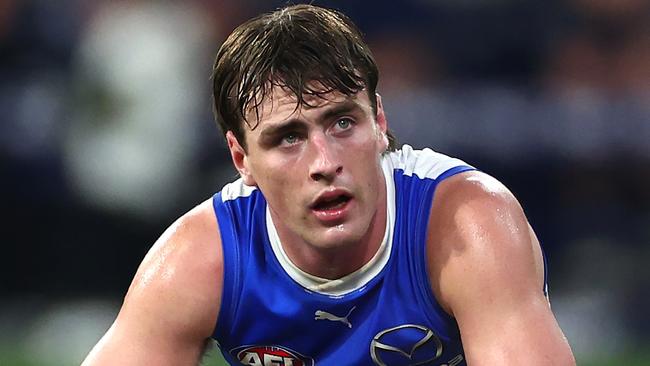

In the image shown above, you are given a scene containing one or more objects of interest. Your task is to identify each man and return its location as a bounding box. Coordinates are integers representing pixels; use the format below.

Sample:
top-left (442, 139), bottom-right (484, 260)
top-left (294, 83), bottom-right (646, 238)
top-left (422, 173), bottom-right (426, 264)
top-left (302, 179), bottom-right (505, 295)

top-left (82, 4), bottom-right (575, 365)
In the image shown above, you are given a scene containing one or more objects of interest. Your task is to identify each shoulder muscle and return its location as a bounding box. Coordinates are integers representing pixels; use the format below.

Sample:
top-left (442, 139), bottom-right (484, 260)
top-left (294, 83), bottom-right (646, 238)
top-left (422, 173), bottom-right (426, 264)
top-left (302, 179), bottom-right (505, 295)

top-left (82, 198), bottom-right (223, 365)
top-left (427, 171), bottom-right (543, 312)
top-left (426, 170), bottom-right (574, 365)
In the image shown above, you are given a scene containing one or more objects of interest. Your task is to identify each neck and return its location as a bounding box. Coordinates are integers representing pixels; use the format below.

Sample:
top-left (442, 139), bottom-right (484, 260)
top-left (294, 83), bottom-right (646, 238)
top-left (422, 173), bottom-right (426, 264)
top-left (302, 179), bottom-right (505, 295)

top-left (273, 180), bottom-right (387, 280)
top-left (294, 212), bottom-right (386, 280)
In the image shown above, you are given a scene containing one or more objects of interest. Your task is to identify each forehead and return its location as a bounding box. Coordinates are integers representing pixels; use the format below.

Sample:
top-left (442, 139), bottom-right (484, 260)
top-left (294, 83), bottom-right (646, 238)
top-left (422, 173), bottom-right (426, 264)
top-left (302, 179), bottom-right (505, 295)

top-left (244, 85), bottom-right (371, 131)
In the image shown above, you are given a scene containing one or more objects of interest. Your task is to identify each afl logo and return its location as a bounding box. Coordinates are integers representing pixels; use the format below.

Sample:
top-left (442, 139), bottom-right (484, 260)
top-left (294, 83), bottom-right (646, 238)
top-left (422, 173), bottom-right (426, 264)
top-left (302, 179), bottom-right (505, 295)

top-left (230, 345), bottom-right (315, 366)
top-left (370, 324), bottom-right (443, 366)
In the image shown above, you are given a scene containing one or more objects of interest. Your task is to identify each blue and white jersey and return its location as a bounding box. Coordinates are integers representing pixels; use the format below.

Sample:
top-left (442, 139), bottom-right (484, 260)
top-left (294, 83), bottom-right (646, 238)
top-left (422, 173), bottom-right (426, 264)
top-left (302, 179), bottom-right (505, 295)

top-left (211, 145), bottom-right (475, 366)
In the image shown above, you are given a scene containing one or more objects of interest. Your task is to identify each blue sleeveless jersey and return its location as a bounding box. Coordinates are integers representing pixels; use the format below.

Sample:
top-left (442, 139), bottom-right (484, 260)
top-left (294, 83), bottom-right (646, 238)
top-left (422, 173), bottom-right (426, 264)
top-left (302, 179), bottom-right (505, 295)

top-left (211, 145), bottom-right (476, 366)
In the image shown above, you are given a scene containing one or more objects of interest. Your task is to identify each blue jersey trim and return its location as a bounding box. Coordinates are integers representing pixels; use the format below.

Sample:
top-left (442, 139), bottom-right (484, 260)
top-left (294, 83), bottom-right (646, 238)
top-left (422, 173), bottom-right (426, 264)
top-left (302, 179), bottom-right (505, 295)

top-left (436, 165), bottom-right (476, 182)
top-left (411, 166), bottom-right (475, 327)
top-left (212, 191), bottom-right (246, 342)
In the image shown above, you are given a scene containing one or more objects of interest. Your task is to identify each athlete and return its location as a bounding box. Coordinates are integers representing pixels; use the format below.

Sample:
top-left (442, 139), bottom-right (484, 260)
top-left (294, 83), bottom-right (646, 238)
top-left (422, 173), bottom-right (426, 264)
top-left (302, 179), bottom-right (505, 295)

top-left (82, 4), bottom-right (576, 365)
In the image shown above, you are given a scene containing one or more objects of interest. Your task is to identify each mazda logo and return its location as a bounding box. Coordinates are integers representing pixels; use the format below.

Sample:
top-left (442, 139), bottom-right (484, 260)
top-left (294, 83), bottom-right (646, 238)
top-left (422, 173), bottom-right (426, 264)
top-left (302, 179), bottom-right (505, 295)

top-left (370, 324), bottom-right (443, 366)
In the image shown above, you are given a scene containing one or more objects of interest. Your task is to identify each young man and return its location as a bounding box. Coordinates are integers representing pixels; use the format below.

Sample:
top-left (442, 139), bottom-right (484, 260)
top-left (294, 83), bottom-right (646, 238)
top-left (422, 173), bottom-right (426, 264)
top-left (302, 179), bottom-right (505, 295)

top-left (82, 4), bottom-right (575, 366)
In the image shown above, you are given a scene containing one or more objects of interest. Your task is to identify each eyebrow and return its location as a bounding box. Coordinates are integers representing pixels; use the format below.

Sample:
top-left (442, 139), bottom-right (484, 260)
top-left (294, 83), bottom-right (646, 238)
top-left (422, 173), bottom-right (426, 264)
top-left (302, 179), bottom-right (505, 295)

top-left (259, 120), bottom-right (306, 142)
top-left (319, 100), bottom-right (361, 122)
top-left (259, 100), bottom-right (362, 140)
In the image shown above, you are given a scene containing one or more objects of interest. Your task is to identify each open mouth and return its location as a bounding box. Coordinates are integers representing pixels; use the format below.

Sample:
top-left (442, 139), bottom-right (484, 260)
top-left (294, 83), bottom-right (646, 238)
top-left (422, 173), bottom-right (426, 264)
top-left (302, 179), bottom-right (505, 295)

top-left (312, 194), bottom-right (351, 211)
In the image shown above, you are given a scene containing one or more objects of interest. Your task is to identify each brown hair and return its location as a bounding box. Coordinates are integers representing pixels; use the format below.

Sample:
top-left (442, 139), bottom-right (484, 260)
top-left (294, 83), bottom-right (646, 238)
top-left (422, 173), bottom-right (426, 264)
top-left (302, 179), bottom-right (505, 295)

top-left (211, 4), bottom-right (397, 150)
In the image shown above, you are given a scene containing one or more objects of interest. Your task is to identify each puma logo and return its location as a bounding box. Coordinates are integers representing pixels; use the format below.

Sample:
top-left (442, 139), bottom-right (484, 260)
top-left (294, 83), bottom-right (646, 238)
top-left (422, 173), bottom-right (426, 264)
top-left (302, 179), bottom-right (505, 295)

top-left (314, 306), bottom-right (356, 328)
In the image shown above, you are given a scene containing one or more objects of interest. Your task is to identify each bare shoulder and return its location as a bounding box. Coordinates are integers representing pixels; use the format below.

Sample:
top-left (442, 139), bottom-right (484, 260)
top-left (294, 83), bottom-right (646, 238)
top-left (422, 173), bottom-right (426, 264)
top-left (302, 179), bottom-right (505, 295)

top-left (82, 198), bottom-right (223, 365)
top-left (430, 169), bottom-right (525, 228)
top-left (425, 170), bottom-right (575, 365)
top-left (130, 198), bottom-right (222, 296)
top-left (426, 170), bottom-right (543, 312)
top-left (125, 197), bottom-right (223, 334)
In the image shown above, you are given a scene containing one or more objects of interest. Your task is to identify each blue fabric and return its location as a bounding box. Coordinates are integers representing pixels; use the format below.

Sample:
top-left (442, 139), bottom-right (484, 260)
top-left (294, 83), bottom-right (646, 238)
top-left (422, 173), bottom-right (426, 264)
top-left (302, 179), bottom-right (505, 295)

top-left (211, 161), bottom-right (477, 365)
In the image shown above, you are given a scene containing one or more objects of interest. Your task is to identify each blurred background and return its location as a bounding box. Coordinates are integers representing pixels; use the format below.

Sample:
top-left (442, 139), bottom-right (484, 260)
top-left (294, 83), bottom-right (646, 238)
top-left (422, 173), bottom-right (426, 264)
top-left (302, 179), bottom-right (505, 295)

top-left (1, 0), bottom-right (649, 365)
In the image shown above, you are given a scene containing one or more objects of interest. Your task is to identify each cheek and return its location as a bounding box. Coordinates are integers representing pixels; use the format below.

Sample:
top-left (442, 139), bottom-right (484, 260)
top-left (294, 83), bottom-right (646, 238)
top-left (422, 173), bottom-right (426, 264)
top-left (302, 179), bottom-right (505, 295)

top-left (345, 129), bottom-right (380, 155)
top-left (260, 173), bottom-right (290, 198)
top-left (360, 129), bottom-right (385, 153)
top-left (251, 153), bottom-right (292, 182)
top-left (256, 163), bottom-right (302, 207)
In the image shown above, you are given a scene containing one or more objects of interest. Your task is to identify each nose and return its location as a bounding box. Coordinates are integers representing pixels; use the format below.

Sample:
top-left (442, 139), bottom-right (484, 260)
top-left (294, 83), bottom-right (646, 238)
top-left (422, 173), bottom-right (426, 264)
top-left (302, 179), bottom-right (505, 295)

top-left (309, 133), bottom-right (343, 182)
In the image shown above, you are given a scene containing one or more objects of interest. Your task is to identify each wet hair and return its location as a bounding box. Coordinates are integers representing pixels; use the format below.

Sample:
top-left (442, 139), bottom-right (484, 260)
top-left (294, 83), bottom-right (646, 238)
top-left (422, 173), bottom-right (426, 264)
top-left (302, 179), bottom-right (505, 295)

top-left (211, 4), bottom-right (397, 150)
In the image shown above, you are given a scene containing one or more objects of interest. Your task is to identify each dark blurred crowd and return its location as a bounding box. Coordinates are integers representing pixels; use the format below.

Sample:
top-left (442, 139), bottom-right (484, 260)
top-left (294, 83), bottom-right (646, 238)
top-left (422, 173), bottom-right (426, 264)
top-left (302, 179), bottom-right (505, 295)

top-left (2, 0), bottom-right (649, 352)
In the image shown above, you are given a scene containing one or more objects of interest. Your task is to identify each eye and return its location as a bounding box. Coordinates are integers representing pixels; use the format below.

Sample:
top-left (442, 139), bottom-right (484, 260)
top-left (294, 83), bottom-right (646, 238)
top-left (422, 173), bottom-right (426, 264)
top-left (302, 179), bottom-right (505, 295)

top-left (334, 118), bottom-right (354, 131)
top-left (281, 133), bottom-right (300, 146)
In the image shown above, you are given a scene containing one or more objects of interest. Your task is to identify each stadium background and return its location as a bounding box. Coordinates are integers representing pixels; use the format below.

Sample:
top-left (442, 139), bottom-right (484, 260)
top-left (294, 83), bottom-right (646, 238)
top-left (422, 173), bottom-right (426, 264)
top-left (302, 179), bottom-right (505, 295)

top-left (1, 0), bottom-right (649, 365)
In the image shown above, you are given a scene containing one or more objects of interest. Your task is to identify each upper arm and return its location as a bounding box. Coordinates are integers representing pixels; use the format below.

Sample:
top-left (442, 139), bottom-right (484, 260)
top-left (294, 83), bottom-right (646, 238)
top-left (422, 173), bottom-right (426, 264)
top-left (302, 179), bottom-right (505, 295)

top-left (426, 171), bottom-right (575, 365)
top-left (82, 199), bottom-right (224, 366)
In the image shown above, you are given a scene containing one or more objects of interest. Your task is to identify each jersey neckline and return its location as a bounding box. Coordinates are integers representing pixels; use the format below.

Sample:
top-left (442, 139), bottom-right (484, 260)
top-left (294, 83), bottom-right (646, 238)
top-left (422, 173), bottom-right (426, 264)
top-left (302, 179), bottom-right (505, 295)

top-left (266, 156), bottom-right (396, 297)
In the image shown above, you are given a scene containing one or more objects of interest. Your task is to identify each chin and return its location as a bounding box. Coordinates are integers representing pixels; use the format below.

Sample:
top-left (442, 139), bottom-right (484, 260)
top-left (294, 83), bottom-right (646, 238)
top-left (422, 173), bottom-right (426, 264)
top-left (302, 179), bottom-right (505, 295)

top-left (311, 224), bottom-right (365, 249)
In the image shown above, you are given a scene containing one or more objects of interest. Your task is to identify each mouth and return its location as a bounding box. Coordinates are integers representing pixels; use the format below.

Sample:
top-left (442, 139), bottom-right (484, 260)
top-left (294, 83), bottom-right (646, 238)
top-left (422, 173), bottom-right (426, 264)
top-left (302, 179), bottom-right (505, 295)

top-left (311, 194), bottom-right (351, 211)
top-left (309, 190), bottom-right (353, 222)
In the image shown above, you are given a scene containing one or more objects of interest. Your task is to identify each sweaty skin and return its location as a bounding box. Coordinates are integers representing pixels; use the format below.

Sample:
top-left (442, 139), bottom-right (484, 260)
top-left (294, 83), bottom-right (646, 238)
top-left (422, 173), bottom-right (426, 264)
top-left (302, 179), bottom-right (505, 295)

top-left (82, 88), bottom-right (575, 365)
top-left (427, 172), bottom-right (575, 365)
top-left (226, 88), bottom-right (389, 280)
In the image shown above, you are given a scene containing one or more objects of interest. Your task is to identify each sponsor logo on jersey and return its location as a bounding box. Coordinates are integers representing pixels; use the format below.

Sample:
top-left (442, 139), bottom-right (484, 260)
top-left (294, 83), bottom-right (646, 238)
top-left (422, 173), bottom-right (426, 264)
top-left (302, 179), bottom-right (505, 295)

top-left (314, 306), bottom-right (356, 328)
top-left (370, 324), bottom-right (445, 366)
top-left (230, 345), bottom-right (315, 366)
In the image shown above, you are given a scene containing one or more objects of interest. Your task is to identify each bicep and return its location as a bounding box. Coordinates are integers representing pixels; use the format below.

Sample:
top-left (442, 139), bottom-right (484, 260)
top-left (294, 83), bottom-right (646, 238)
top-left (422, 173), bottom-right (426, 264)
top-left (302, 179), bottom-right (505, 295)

top-left (453, 274), bottom-right (567, 365)
top-left (427, 172), bottom-right (574, 365)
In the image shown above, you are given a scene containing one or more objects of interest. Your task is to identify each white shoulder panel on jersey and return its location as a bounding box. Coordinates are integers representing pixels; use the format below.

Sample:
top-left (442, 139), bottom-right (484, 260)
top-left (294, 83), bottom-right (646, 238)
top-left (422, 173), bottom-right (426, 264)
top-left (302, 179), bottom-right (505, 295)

top-left (220, 178), bottom-right (258, 202)
top-left (384, 144), bottom-right (470, 180)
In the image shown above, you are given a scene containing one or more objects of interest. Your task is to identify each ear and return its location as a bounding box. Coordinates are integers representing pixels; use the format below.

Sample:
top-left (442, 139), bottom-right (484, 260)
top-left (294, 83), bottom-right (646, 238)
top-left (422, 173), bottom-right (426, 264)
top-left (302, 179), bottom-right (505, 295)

top-left (375, 93), bottom-right (389, 151)
top-left (226, 131), bottom-right (257, 186)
